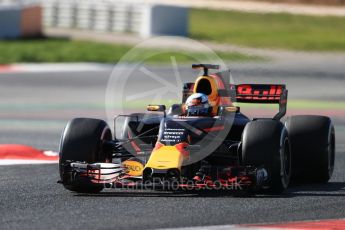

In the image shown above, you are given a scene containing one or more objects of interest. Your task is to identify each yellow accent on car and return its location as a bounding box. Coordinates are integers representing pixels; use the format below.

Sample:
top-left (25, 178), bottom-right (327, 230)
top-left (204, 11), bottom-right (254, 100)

top-left (144, 146), bottom-right (185, 170)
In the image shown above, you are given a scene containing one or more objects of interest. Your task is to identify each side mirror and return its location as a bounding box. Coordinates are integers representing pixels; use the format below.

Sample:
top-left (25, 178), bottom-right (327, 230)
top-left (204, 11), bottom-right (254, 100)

top-left (217, 106), bottom-right (240, 117)
top-left (147, 105), bottom-right (166, 117)
top-left (147, 105), bottom-right (166, 112)
top-left (224, 106), bottom-right (239, 112)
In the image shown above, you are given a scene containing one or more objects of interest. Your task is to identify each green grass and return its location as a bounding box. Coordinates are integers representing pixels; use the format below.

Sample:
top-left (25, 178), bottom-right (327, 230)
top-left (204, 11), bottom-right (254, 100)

top-left (0, 39), bottom-right (261, 64)
top-left (190, 9), bottom-right (345, 51)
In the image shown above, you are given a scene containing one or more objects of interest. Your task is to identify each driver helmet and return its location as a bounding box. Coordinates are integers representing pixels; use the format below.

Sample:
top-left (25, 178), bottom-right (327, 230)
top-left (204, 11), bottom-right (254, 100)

top-left (185, 93), bottom-right (212, 116)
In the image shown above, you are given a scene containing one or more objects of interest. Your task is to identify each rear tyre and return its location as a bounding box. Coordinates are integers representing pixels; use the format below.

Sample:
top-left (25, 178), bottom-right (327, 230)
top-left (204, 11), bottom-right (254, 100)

top-left (242, 120), bottom-right (291, 194)
top-left (59, 118), bottom-right (112, 193)
top-left (285, 115), bottom-right (335, 183)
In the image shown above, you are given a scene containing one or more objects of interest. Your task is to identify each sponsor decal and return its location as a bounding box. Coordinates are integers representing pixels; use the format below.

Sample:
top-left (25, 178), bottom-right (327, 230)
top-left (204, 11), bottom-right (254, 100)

top-left (161, 128), bottom-right (186, 143)
top-left (236, 84), bottom-right (283, 101)
top-left (123, 160), bottom-right (144, 176)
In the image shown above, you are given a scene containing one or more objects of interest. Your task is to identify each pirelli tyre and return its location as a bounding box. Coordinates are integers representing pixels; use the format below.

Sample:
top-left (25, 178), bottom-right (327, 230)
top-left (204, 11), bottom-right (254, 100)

top-left (59, 118), bottom-right (112, 193)
top-left (285, 115), bottom-right (335, 183)
top-left (242, 119), bottom-right (291, 194)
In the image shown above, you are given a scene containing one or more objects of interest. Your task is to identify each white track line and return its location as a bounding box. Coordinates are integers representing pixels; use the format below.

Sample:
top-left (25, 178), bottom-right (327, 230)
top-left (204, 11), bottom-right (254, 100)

top-left (0, 159), bottom-right (58, 165)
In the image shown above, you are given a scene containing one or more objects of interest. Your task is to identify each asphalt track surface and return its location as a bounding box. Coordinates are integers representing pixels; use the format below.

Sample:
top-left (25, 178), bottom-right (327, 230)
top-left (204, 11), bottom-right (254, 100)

top-left (1, 63), bottom-right (345, 229)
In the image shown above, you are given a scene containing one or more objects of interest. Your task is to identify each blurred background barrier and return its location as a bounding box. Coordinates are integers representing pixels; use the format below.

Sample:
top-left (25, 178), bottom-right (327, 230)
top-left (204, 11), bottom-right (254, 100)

top-left (0, 0), bottom-right (189, 38)
top-left (0, 5), bottom-right (21, 39)
top-left (0, 3), bottom-right (42, 39)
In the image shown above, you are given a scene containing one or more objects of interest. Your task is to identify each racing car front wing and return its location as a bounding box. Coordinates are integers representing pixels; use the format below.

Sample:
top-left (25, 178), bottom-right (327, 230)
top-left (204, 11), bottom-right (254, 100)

top-left (60, 161), bottom-right (269, 191)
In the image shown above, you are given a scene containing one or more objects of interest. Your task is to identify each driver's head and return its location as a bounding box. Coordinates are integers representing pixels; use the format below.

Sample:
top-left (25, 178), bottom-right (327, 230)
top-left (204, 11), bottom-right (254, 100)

top-left (185, 93), bottom-right (212, 116)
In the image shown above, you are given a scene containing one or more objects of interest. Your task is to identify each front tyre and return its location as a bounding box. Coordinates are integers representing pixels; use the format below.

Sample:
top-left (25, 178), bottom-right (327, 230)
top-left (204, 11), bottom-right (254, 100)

top-left (242, 120), bottom-right (291, 194)
top-left (59, 118), bottom-right (112, 193)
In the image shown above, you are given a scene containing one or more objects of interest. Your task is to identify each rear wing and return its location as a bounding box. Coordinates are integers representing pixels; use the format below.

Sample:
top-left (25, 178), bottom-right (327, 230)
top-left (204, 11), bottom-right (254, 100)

top-left (183, 82), bottom-right (287, 120)
top-left (232, 84), bottom-right (288, 120)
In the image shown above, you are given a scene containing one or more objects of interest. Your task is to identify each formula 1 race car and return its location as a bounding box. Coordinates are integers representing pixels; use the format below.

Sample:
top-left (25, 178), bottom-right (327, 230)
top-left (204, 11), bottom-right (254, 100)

top-left (58, 64), bottom-right (335, 195)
